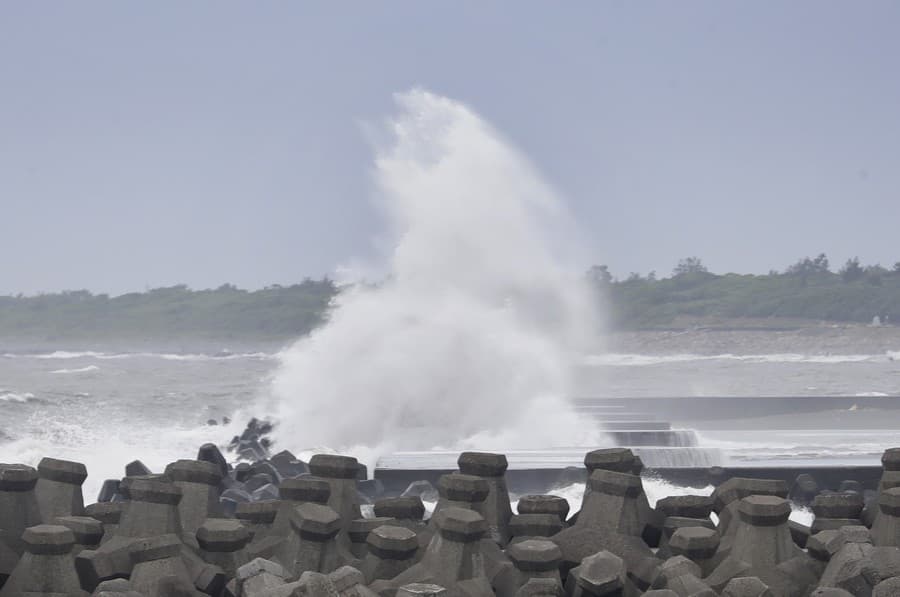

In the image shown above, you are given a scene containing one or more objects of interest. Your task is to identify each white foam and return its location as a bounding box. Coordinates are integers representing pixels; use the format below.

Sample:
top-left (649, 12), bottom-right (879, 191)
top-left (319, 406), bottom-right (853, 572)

top-left (789, 505), bottom-right (815, 526)
top-left (51, 365), bottom-right (100, 374)
top-left (517, 479), bottom-right (813, 526)
top-left (0, 391), bottom-right (34, 403)
top-left (34, 350), bottom-right (106, 360)
top-left (152, 352), bottom-right (273, 362)
top-left (585, 352), bottom-right (884, 367)
top-left (0, 416), bottom-right (244, 501)
top-left (265, 89), bottom-right (604, 470)
top-left (5, 350), bottom-right (274, 362)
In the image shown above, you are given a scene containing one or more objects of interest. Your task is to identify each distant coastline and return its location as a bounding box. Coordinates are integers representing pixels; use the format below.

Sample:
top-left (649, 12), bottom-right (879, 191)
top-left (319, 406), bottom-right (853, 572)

top-left (2, 256), bottom-right (900, 343)
top-left (596, 255), bottom-right (900, 330)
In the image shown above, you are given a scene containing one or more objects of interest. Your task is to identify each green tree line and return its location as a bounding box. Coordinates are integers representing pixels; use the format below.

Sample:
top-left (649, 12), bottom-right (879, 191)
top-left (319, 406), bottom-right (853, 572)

top-left (3, 254), bottom-right (900, 341)
top-left (592, 255), bottom-right (900, 328)
top-left (0, 279), bottom-right (337, 341)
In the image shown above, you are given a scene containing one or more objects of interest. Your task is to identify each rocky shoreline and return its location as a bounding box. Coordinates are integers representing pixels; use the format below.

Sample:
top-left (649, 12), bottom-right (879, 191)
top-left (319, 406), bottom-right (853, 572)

top-left (2, 423), bottom-right (900, 596)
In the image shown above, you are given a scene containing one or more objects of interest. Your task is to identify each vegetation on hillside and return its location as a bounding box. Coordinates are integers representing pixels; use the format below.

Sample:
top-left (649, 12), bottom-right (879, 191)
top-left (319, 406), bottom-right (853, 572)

top-left (2, 254), bottom-right (900, 340)
top-left (0, 280), bottom-right (337, 341)
top-left (592, 255), bottom-right (900, 329)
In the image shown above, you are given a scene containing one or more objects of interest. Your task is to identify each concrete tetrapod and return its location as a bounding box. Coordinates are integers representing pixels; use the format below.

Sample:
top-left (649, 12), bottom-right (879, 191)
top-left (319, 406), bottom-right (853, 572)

top-left (706, 496), bottom-right (817, 597)
top-left (457, 452), bottom-right (513, 547)
top-left (35, 457), bottom-right (88, 523)
top-left (0, 524), bottom-right (86, 597)
top-left (0, 464), bottom-right (41, 586)
top-left (377, 507), bottom-right (494, 597)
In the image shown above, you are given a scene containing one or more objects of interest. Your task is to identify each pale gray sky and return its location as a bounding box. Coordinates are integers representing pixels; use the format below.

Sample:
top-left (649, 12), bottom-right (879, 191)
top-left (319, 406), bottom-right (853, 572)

top-left (2, 1), bottom-right (899, 295)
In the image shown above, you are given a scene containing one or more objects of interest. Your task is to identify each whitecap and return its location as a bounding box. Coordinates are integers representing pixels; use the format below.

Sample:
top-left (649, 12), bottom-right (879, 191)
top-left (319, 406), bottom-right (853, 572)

top-left (0, 392), bottom-right (35, 403)
top-left (9, 350), bottom-right (275, 362)
top-left (51, 365), bottom-right (100, 374)
top-left (35, 350), bottom-right (106, 359)
top-left (0, 417), bottom-right (245, 501)
top-left (584, 352), bottom-right (879, 367)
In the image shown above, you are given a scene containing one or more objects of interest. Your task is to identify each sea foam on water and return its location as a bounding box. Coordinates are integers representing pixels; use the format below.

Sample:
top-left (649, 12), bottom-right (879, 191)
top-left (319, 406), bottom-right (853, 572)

top-left (266, 89), bottom-right (605, 466)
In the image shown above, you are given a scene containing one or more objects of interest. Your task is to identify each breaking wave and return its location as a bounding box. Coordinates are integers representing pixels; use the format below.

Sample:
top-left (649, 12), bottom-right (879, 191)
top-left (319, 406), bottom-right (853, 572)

top-left (3, 350), bottom-right (274, 361)
top-left (266, 89), bottom-right (604, 467)
top-left (0, 391), bottom-right (35, 403)
top-left (585, 351), bottom-right (899, 367)
top-left (51, 365), bottom-right (100, 374)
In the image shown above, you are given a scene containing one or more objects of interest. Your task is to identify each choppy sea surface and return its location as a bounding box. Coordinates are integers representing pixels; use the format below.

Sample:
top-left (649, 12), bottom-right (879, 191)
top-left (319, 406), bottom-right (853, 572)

top-left (2, 327), bottom-right (899, 501)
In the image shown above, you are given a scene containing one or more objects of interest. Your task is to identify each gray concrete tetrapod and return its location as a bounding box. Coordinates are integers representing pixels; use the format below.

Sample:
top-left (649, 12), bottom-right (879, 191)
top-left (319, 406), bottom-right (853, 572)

top-left (196, 518), bottom-right (251, 579)
top-left (0, 464), bottom-right (41, 586)
top-left (75, 476), bottom-right (183, 590)
top-left (276, 502), bottom-right (350, 579)
top-left (128, 534), bottom-right (202, 597)
top-left (0, 524), bottom-right (85, 597)
top-left (362, 525), bottom-right (419, 583)
top-left (35, 457), bottom-right (88, 523)
top-left (308, 455), bottom-right (363, 545)
top-left (164, 459), bottom-right (224, 539)
top-left (871, 487), bottom-right (900, 547)
top-left (458, 452), bottom-right (513, 547)
top-left (506, 539), bottom-right (562, 595)
top-left (380, 507), bottom-right (494, 597)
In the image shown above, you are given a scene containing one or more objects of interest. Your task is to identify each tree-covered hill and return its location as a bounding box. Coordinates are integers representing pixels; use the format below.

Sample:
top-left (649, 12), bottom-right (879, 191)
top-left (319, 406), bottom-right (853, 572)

top-left (0, 280), bottom-right (337, 342)
top-left (3, 254), bottom-right (900, 342)
top-left (595, 255), bottom-right (900, 329)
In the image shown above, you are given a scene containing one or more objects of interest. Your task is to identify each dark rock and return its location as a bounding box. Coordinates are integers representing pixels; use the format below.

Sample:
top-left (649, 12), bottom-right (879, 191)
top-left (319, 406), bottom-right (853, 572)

top-left (245, 473), bottom-right (275, 493)
top-left (790, 473), bottom-right (820, 504)
top-left (221, 487), bottom-right (252, 504)
top-left (124, 461), bottom-right (151, 477)
top-left (96, 479), bottom-right (121, 504)
top-left (197, 443), bottom-right (229, 478)
top-left (251, 483), bottom-right (280, 502)
top-left (270, 450), bottom-right (309, 479)
top-left (247, 461), bottom-right (282, 485)
top-left (233, 462), bottom-right (252, 483)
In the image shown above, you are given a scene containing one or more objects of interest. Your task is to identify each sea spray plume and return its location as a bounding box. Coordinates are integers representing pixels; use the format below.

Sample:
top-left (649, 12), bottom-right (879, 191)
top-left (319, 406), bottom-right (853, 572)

top-left (267, 89), bottom-right (603, 464)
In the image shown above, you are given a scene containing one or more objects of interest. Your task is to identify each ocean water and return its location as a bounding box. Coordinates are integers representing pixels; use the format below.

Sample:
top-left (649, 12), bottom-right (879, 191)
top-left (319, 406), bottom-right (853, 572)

top-left (2, 92), bottom-right (898, 503)
top-left (2, 333), bottom-right (899, 501)
top-left (0, 344), bottom-right (273, 500)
